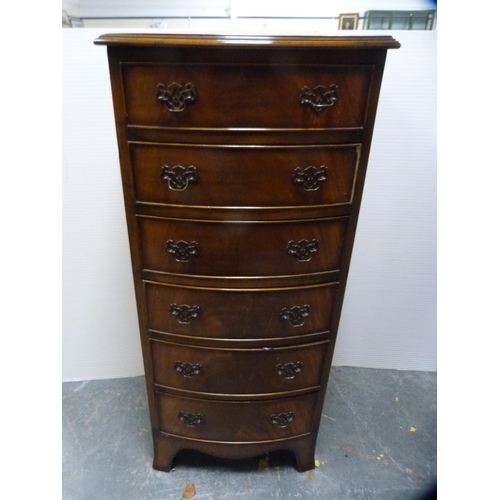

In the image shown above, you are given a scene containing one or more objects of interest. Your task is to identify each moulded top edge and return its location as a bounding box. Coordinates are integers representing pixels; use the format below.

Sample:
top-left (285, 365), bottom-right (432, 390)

top-left (94, 33), bottom-right (400, 50)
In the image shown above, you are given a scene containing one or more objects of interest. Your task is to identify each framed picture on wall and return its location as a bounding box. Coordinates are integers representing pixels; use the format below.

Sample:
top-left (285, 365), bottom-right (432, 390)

top-left (339, 13), bottom-right (359, 30)
top-left (70, 17), bottom-right (84, 28)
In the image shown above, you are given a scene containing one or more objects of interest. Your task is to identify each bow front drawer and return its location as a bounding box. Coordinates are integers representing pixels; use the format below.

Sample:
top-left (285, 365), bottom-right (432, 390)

top-left (151, 339), bottom-right (328, 396)
top-left (121, 63), bottom-right (373, 129)
top-left (130, 143), bottom-right (360, 209)
top-left (156, 392), bottom-right (317, 442)
top-left (137, 215), bottom-right (348, 278)
top-left (145, 281), bottom-right (337, 340)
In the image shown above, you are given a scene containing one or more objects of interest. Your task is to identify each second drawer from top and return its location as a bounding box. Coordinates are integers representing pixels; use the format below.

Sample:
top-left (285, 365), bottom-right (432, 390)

top-left (130, 143), bottom-right (360, 209)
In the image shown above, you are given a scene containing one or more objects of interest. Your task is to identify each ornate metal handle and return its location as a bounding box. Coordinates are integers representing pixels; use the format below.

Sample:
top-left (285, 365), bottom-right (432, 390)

top-left (286, 239), bottom-right (319, 262)
top-left (174, 360), bottom-right (203, 377)
top-left (161, 165), bottom-right (198, 191)
top-left (156, 82), bottom-right (197, 112)
top-left (269, 412), bottom-right (295, 428)
top-left (292, 166), bottom-right (328, 191)
top-left (280, 305), bottom-right (311, 327)
top-left (178, 412), bottom-right (204, 427)
top-left (299, 84), bottom-right (338, 112)
top-left (166, 240), bottom-right (200, 262)
top-left (170, 303), bottom-right (201, 324)
top-left (275, 361), bottom-right (303, 379)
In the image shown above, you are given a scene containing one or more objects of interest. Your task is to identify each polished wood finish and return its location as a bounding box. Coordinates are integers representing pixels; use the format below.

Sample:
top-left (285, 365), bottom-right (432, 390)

top-left (145, 281), bottom-right (338, 340)
top-left (130, 143), bottom-right (360, 208)
top-left (137, 215), bottom-right (348, 278)
top-left (156, 392), bottom-right (317, 442)
top-left (151, 339), bottom-right (328, 397)
top-left (95, 33), bottom-right (399, 473)
top-left (122, 63), bottom-right (372, 129)
top-left (94, 33), bottom-right (400, 49)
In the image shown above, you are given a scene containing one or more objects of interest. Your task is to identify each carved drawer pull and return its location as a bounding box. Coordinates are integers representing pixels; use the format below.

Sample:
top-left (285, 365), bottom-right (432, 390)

top-left (170, 303), bottom-right (201, 324)
top-left (280, 305), bottom-right (311, 327)
top-left (269, 412), bottom-right (295, 428)
top-left (292, 166), bottom-right (328, 191)
top-left (174, 360), bottom-right (203, 377)
top-left (286, 239), bottom-right (319, 262)
top-left (166, 240), bottom-right (200, 262)
top-left (275, 362), bottom-right (303, 379)
top-left (161, 165), bottom-right (198, 191)
top-left (156, 82), bottom-right (197, 112)
top-left (299, 84), bottom-right (338, 112)
top-left (178, 412), bottom-right (204, 427)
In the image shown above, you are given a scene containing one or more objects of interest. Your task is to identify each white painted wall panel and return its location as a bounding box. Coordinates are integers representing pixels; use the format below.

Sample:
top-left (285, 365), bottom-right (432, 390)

top-left (76, 0), bottom-right (435, 19)
top-left (62, 29), bottom-right (436, 380)
top-left (332, 31), bottom-right (437, 370)
top-left (62, 30), bottom-right (144, 381)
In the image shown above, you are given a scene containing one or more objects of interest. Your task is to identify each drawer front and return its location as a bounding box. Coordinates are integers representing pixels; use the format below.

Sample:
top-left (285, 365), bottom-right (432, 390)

top-left (156, 392), bottom-right (317, 442)
top-left (122, 63), bottom-right (372, 129)
top-left (131, 143), bottom-right (359, 208)
top-left (151, 340), bottom-right (328, 395)
top-left (145, 281), bottom-right (337, 339)
top-left (137, 216), bottom-right (348, 278)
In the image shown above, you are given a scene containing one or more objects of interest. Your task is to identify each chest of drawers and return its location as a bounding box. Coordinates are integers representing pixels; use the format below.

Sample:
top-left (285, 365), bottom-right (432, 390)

top-left (95, 33), bottom-right (400, 472)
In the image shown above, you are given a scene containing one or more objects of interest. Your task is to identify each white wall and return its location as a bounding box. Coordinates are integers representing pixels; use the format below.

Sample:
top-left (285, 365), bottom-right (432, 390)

top-left (75, 0), bottom-right (436, 30)
top-left (76, 0), bottom-right (435, 19)
top-left (62, 29), bottom-right (436, 381)
top-left (63, 1), bottom-right (81, 18)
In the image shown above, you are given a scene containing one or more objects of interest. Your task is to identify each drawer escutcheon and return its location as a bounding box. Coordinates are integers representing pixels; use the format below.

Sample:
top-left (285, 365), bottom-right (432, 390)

top-left (299, 84), bottom-right (338, 112)
top-left (280, 305), bottom-right (312, 327)
top-left (269, 412), bottom-right (295, 428)
top-left (174, 360), bottom-right (203, 377)
top-left (292, 166), bottom-right (328, 191)
top-left (286, 239), bottom-right (319, 262)
top-left (275, 361), bottom-right (303, 379)
top-left (156, 82), bottom-right (197, 112)
top-left (178, 411), bottom-right (204, 427)
top-left (166, 240), bottom-right (200, 262)
top-left (170, 303), bottom-right (201, 324)
top-left (161, 165), bottom-right (198, 191)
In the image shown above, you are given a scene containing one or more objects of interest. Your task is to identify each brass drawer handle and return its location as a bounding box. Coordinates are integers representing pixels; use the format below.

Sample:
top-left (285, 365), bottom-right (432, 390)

top-left (292, 166), bottom-right (328, 191)
top-left (269, 412), bottom-right (295, 428)
top-left (170, 303), bottom-right (201, 324)
top-left (178, 412), bottom-right (204, 427)
top-left (275, 362), bottom-right (303, 379)
top-left (156, 82), bottom-right (197, 112)
top-left (166, 240), bottom-right (200, 262)
top-left (286, 239), bottom-right (319, 262)
top-left (299, 84), bottom-right (338, 112)
top-left (174, 360), bottom-right (203, 377)
top-left (161, 165), bottom-right (198, 191)
top-left (280, 305), bottom-right (311, 327)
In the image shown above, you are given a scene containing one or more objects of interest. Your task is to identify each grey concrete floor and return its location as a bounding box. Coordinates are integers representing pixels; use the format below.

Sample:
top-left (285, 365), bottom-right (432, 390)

top-left (62, 367), bottom-right (436, 500)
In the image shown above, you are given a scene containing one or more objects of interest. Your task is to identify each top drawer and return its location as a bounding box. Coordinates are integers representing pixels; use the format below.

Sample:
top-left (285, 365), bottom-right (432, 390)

top-left (121, 63), bottom-right (373, 129)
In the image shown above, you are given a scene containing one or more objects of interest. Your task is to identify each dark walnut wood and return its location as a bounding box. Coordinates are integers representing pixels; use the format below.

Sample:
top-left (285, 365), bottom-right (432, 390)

top-left (144, 281), bottom-right (338, 341)
top-left (137, 215), bottom-right (348, 277)
top-left (94, 33), bottom-right (399, 473)
top-left (121, 62), bottom-right (373, 129)
top-left (130, 143), bottom-right (360, 208)
top-left (151, 339), bottom-right (328, 397)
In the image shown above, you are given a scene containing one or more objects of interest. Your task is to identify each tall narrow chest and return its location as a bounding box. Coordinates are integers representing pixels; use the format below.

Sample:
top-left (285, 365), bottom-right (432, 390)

top-left (95, 33), bottom-right (400, 472)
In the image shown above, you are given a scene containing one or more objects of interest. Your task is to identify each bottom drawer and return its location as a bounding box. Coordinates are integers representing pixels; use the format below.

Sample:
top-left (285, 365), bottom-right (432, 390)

top-left (156, 392), bottom-right (317, 443)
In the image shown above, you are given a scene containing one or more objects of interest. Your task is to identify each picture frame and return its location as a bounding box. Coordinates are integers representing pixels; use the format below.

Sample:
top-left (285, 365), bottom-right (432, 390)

top-left (70, 17), bottom-right (84, 28)
top-left (338, 13), bottom-right (359, 30)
